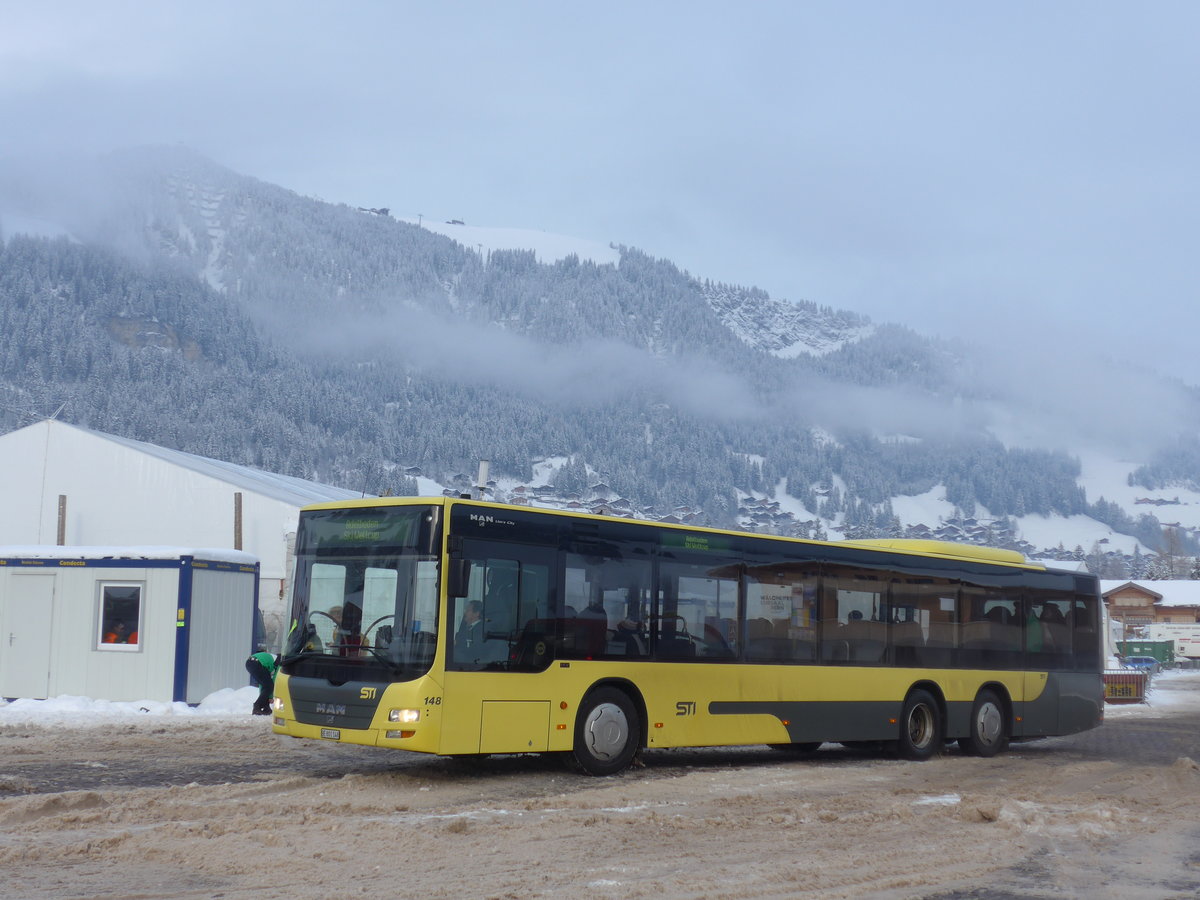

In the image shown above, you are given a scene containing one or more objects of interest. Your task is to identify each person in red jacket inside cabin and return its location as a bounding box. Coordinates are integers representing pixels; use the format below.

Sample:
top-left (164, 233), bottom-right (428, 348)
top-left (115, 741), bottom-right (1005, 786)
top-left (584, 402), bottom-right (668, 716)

top-left (103, 622), bottom-right (132, 643)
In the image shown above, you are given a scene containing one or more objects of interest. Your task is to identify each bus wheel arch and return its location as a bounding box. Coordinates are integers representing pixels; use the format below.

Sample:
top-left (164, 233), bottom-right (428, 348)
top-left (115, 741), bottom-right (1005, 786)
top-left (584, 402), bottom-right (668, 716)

top-left (897, 684), bottom-right (944, 761)
top-left (959, 686), bottom-right (1010, 757)
top-left (568, 681), bottom-right (645, 776)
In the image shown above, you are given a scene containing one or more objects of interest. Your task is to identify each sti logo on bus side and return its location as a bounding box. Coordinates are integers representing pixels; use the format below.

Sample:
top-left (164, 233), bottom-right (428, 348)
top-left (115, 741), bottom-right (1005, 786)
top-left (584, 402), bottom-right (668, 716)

top-left (676, 701), bottom-right (696, 716)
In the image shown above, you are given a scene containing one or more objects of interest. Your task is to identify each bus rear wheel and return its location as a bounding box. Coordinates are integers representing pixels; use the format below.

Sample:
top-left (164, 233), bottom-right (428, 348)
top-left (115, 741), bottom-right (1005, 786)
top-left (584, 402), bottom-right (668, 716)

top-left (897, 688), bottom-right (942, 760)
top-left (959, 689), bottom-right (1008, 757)
top-left (569, 687), bottom-right (641, 776)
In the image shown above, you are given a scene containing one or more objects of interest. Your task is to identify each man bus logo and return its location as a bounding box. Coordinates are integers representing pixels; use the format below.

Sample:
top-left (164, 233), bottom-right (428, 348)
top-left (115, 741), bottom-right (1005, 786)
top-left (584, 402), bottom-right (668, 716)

top-left (315, 703), bottom-right (347, 716)
top-left (468, 513), bottom-right (516, 527)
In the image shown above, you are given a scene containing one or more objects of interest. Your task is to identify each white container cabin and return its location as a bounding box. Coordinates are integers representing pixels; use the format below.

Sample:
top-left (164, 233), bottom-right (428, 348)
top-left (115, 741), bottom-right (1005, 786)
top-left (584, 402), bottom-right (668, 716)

top-left (0, 546), bottom-right (259, 703)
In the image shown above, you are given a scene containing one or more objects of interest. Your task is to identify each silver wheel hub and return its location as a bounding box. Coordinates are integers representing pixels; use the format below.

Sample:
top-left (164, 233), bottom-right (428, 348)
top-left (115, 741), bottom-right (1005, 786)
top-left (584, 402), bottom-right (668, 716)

top-left (583, 702), bottom-right (629, 761)
top-left (908, 705), bottom-right (934, 748)
top-left (976, 702), bottom-right (1002, 746)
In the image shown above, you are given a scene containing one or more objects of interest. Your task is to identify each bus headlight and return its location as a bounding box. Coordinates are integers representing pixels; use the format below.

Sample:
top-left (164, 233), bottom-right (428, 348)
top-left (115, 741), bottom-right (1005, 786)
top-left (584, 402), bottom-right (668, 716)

top-left (271, 697), bottom-right (286, 713)
top-left (388, 708), bottom-right (420, 723)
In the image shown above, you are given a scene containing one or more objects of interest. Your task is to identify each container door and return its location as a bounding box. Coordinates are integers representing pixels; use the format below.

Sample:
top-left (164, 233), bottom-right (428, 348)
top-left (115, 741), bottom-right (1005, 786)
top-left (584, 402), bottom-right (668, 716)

top-left (1, 574), bottom-right (55, 700)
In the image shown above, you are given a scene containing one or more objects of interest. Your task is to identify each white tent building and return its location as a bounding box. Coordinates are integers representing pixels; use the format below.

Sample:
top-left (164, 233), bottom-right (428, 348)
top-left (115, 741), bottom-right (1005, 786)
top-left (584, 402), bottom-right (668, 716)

top-left (0, 420), bottom-right (361, 648)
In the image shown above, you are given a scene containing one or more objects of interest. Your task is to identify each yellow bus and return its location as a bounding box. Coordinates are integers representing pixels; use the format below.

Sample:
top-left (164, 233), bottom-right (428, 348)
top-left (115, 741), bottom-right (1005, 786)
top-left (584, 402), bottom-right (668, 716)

top-left (272, 497), bottom-right (1104, 774)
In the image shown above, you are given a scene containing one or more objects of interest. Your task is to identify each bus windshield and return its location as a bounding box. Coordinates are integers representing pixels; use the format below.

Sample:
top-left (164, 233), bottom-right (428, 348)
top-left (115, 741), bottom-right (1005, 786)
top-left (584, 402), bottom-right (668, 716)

top-left (283, 505), bottom-right (442, 682)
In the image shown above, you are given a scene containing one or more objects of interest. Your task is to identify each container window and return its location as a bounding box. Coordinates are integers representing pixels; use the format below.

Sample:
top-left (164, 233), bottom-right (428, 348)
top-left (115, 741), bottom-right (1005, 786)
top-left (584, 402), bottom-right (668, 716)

top-left (98, 583), bottom-right (142, 650)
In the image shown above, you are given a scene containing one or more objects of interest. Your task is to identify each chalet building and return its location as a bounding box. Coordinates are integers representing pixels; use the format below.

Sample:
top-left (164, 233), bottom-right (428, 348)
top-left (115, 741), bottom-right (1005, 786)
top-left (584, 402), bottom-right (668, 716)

top-left (1101, 581), bottom-right (1200, 625)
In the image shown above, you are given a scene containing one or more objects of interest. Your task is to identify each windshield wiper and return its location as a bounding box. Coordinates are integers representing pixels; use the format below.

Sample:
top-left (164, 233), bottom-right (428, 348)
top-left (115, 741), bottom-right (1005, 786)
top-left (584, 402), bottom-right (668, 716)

top-left (278, 648), bottom-right (325, 667)
top-left (357, 643), bottom-right (411, 673)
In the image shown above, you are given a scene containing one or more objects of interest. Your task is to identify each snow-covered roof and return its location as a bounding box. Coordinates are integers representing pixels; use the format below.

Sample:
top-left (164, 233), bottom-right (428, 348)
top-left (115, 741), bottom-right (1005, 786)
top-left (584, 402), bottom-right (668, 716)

top-left (58, 421), bottom-right (361, 507)
top-left (1101, 580), bottom-right (1200, 608)
top-left (0, 545), bottom-right (258, 565)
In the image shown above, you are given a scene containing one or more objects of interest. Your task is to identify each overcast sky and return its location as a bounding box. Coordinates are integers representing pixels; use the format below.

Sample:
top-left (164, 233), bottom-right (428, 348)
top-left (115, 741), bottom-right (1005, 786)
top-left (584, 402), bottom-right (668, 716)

top-left (3, 1), bottom-right (1199, 384)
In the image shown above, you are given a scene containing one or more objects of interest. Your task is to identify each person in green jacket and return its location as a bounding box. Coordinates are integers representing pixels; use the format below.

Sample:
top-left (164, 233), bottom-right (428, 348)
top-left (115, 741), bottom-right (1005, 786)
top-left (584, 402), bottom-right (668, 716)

top-left (245, 650), bottom-right (279, 716)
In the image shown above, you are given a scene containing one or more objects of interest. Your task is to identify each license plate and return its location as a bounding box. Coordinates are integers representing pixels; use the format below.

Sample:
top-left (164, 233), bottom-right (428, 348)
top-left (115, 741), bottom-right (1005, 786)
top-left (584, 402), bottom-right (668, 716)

top-left (320, 728), bottom-right (341, 740)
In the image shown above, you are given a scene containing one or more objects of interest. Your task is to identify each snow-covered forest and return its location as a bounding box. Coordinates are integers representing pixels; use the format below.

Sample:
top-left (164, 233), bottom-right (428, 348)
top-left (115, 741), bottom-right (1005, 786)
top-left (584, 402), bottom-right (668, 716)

top-left (2, 147), bottom-right (1199, 574)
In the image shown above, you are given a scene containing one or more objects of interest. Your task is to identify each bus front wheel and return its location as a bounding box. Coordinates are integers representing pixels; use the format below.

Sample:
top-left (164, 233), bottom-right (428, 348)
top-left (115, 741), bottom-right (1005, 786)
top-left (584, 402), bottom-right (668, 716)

top-left (959, 689), bottom-right (1008, 757)
top-left (897, 689), bottom-right (942, 761)
top-left (569, 687), bottom-right (641, 776)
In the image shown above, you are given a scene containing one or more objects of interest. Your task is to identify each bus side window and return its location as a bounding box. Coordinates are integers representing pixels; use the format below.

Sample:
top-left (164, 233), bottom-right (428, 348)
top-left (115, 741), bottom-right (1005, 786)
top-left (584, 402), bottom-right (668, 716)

top-left (655, 560), bottom-right (736, 661)
top-left (822, 567), bottom-right (885, 665)
top-left (560, 551), bottom-right (651, 661)
top-left (744, 563), bottom-right (817, 663)
top-left (1071, 596), bottom-right (1101, 670)
top-left (962, 589), bottom-right (1021, 668)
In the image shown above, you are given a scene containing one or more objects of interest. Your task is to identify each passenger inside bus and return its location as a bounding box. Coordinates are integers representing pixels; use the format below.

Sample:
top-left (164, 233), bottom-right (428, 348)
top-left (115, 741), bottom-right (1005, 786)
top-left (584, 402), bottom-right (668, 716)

top-left (454, 599), bottom-right (484, 653)
top-left (614, 614), bottom-right (647, 656)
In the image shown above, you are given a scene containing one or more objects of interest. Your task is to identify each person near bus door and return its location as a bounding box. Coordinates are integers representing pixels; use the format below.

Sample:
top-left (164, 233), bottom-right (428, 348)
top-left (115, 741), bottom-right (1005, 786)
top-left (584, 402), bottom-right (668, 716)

top-left (245, 650), bottom-right (279, 716)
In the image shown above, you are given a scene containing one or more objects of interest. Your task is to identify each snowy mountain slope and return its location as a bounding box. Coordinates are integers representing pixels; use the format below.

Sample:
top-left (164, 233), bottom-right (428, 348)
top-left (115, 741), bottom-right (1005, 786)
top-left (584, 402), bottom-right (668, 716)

top-left (400, 217), bottom-right (622, 268)
top-left (702, 281), bottom-right (876, 358)
top-left (3, 145), bottom-right (1199, 568)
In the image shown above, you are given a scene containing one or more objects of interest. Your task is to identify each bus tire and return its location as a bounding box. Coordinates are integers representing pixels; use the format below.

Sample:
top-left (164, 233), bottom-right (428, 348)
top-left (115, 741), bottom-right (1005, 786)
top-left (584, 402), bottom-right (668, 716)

top-left (959, 689), bottom-right (1008, 757)
top-left (897, 688), bottom-right (942, 761)
top-left (570, 687), bottom-right (640, 776)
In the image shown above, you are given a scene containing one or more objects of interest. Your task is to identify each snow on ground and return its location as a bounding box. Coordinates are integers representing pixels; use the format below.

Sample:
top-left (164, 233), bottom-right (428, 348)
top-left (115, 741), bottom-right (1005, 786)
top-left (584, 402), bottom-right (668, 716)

top-left (1103, 668), bottom-right (1200, 718)
top-left (1013, 512), bottom-right (1146, 555)
top-left (414, 475), bottom-right (447, 496)
top-left (769, 478), bottom-right (818, 522)
top-left (1076, 448), bottom-right (1200, 533)
top-left (890, 485), bottom-right (957, 529)
top-left (400, 218), bottom-right (621, 268)
top-left (530, 457), bottom-right (568, 485)
top-left (883, 483), bottom-right (1147, 556)
top-left (0, 686), bottom-right (259, 725)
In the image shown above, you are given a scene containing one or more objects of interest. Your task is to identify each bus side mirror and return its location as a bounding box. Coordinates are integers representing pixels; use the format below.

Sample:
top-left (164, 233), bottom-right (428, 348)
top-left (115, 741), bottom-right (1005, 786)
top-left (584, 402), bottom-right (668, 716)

top-left (447, 559), bottom-right (471, 598)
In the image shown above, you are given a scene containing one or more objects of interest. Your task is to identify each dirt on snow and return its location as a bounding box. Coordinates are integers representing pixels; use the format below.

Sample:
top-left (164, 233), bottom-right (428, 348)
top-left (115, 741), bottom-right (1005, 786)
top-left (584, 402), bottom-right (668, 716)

top-left (2, 673), bottom-right (1200, 900)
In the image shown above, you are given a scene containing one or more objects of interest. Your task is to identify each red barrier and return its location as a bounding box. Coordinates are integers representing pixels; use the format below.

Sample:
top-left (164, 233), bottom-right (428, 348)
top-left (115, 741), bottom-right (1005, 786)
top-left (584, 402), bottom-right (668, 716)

top-left (1103, 670), bottom-right (1149, 704)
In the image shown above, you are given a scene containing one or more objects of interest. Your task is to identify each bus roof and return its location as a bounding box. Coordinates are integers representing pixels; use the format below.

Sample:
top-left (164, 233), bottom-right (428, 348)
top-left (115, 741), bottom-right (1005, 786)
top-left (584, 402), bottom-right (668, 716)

top-left (299, 496), bottom-right (1050, 572)
top-left (843, 539), bottom-right (1033, 568)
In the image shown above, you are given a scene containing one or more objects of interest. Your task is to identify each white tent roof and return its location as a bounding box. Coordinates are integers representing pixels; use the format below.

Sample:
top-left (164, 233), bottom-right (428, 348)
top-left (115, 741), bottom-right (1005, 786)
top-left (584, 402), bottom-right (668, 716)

top-left (50, 421), bottom-right (362, 507)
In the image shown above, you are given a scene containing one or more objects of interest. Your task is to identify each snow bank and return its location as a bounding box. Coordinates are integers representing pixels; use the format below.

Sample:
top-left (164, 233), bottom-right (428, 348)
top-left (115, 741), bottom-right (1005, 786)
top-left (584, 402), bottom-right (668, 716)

top-left (0, 686), bottom-right (259, 724)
